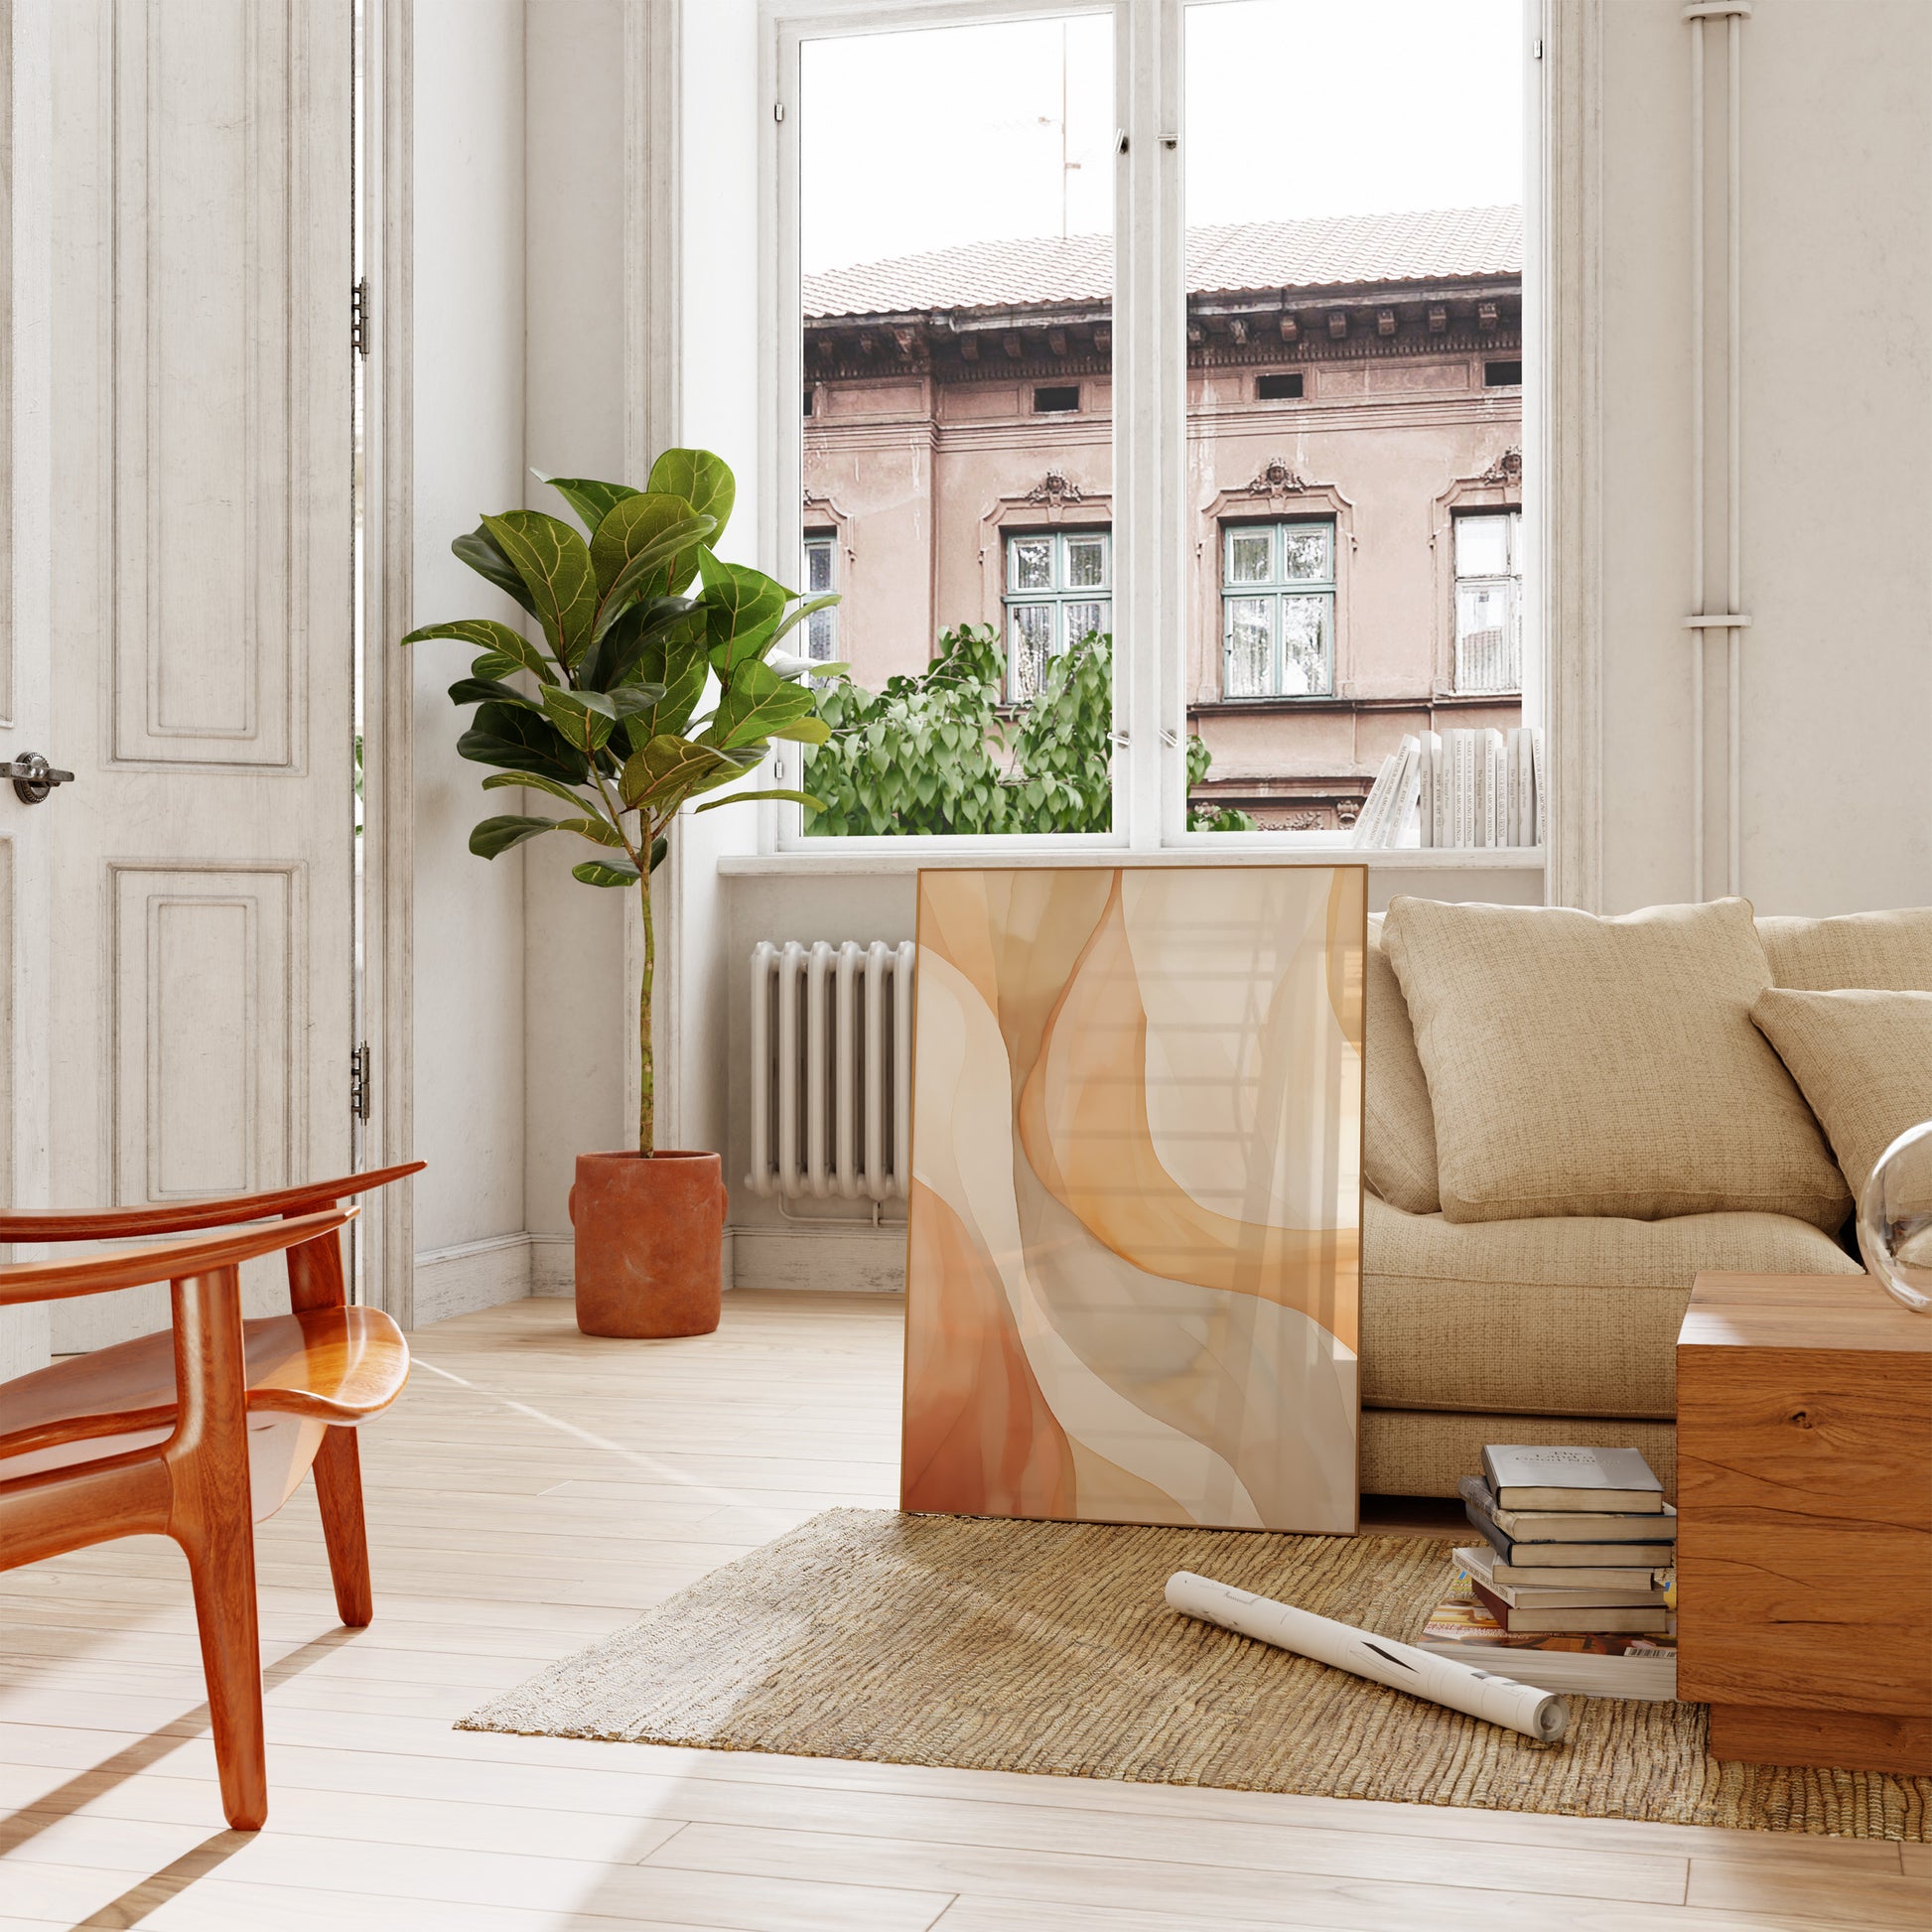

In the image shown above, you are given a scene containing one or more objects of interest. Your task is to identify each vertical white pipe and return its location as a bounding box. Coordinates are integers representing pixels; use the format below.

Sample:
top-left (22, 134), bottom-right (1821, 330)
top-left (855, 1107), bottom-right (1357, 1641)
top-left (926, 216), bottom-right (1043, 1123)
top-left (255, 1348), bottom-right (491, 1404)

top-left (1689, 16), bottom-right (1706, 901)
top-left (1726, 11), bottom-right (1743, 897)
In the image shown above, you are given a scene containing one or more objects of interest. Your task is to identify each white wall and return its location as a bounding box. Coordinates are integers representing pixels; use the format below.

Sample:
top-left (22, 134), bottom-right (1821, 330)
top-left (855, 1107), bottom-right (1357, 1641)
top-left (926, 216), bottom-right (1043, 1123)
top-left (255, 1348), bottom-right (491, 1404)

top-left (410, 1), bottom-right (530, 1275)
top-left (1591, 0), bottom-right (1932, 916)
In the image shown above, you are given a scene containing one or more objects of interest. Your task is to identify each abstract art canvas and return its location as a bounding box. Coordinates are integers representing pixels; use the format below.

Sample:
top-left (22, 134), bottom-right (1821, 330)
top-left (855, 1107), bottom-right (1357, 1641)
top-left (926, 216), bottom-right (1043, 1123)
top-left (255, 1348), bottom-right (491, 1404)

top-left (902, 865), bottom-right (1366, 1535)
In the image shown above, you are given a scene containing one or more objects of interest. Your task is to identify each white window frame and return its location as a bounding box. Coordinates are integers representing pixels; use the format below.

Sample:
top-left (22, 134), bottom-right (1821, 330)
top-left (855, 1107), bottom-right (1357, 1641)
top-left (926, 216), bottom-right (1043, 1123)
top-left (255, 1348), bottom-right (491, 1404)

top-left (756, 0), bottom-right (1551, 866)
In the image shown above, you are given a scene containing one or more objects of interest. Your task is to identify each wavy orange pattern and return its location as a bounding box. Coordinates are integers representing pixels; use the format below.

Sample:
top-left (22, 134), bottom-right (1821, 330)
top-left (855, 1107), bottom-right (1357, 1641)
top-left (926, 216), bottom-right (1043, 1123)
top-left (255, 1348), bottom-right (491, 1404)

top-left (901, 866), bottom-right (1365, 1534)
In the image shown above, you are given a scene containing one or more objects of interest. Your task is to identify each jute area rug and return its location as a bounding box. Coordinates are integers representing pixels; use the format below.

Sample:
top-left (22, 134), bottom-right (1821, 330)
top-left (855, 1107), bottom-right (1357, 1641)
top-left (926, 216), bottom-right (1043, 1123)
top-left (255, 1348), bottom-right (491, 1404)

top-left (458, 1507), bottom-right (1930, 1839)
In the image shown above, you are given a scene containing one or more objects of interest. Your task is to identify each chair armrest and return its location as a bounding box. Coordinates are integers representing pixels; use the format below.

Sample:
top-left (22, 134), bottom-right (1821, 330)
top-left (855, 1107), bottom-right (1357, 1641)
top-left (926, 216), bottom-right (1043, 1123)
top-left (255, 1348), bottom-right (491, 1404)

top-left (0, 1162), bottom-right (422, 1243)
top-left (0, 1208), bottom-right (355, 1306)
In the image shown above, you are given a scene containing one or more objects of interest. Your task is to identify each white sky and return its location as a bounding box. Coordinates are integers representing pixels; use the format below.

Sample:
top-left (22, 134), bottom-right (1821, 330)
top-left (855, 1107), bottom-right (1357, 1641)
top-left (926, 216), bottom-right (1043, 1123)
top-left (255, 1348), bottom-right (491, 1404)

top-left (799, 0), bottom-right (1524, 276)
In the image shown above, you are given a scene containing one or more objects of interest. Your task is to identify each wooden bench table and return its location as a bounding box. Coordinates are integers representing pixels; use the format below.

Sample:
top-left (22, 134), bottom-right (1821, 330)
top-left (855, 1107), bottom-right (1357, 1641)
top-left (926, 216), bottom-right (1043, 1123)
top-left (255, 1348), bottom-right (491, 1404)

top-left (1677, 1272), bottom-right (1932, 1773)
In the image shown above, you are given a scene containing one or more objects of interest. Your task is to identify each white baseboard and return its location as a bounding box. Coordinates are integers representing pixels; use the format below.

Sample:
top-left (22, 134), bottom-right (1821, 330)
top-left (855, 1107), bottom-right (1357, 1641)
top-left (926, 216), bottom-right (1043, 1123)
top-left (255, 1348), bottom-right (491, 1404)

top-left (529, 1232), bottom-right (575, 1299)
top-left (728, 1222), bottom-right (906, 1294)
top-left (411, 1232), bottom-right (533, 1328)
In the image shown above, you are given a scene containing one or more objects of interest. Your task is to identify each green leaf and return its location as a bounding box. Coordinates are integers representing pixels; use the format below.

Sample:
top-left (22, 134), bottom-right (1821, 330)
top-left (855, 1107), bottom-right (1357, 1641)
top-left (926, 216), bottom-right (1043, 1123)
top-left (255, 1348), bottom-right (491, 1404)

top-left (648, 834), bottom-right (669, 873)
top-left (593, 515), bottom-right (717, 642)
top-left (400, 616), bottom-right (557, 685)
top-left (619, 734), bottom-right (759, 815)
top-left (470, 814), bottom-right (559, 859)
top-left (741, 593), bottom-right (840, 671)
top-left (447, 676), bottom-right (539, 711)
top-left (699, 554), bottom-right (792, 670)
top-left (592, 599), bottom-right (708, 705)
top-left (573, 856), bottom-right (641, 889)
top-left (481, 511), bottom-right (600, 666)
top-left (772, 714), bottom-right (831, 746)
top-left (693, 786), bottom-right (825, 814)
top-left (451, 527), bottom-right (538, 619)
top-left (645, 449), bottom-right (735, 553)
top-left (589, 492), bottom-right (712, 601)
top-left (457, 701), bottom-right (591, 786)
top-left (538, 684), bottom-right (618, 755)
top-left (470, 648), bottom-right (528, 682)
top-left (537, 474), bottom-right (639, 536)
top-left (480, 769), bottom-right (599, 812)
top-left (557, 815), bottom-right (627, 848)
top-left (704, 658), bottom-right (816, 750)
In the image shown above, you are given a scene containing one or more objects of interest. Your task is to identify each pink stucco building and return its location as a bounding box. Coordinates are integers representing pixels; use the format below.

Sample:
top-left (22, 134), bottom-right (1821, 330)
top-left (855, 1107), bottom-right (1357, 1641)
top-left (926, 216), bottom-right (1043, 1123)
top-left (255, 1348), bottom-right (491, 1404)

top-left (800, 206), bottom-right (1524, 830)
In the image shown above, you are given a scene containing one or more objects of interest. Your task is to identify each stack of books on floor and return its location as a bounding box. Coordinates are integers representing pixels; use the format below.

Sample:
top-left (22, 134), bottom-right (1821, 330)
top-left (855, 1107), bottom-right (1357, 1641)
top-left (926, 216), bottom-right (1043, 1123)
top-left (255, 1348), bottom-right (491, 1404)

top-left (1355, 725), bottom-right (1544, 850)
top-left (1416, 1444), bottom-right (1677, 1701)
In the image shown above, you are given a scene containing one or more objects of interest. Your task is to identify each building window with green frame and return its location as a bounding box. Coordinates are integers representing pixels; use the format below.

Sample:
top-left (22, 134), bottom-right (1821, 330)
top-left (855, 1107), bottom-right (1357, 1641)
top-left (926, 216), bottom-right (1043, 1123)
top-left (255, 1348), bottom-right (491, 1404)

top-left (1004, 528), bottom-right (1111, 702)
top-left (1220, 518), bottom-right (1336, 698)
top-left (801, 531), bottom-right (839, 663)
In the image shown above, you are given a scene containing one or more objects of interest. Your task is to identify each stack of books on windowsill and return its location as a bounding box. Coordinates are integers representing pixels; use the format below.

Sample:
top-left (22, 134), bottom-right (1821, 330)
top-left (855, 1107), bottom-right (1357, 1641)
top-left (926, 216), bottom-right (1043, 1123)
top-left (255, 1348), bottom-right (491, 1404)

top-left (1416, 1444), bottom-right (1678, 1701)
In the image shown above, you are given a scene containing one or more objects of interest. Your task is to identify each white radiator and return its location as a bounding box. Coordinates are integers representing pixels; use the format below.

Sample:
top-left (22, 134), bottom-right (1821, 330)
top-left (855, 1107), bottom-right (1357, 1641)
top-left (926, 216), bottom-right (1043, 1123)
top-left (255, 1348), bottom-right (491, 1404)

top-left (747, 940), bottom-right (916, 1201)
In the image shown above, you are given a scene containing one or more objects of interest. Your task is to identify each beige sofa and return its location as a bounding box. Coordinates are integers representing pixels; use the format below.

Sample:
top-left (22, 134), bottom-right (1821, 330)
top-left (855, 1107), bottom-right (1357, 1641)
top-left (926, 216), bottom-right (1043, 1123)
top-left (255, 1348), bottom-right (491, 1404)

top-left (1360, 906), bottom-right (1931, 1498)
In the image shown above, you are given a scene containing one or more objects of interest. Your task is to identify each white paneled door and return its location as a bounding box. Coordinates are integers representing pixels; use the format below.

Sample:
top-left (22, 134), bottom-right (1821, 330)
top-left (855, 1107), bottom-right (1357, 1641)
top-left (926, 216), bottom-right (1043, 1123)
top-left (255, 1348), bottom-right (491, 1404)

top-left (18, 1), bottom-right (357, 1355)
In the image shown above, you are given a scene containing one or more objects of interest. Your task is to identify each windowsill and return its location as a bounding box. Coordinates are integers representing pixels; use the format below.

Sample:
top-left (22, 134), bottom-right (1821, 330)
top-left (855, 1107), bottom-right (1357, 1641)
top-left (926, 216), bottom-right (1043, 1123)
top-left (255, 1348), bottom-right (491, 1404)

top-left (718, 845), bottom-right (1547, 878)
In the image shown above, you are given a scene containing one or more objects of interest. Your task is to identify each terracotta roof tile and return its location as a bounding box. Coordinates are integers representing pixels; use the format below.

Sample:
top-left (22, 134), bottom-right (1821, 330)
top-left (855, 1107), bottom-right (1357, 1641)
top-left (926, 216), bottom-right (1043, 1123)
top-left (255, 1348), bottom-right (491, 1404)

top-left (803, 206), bottom-right (1521, 321)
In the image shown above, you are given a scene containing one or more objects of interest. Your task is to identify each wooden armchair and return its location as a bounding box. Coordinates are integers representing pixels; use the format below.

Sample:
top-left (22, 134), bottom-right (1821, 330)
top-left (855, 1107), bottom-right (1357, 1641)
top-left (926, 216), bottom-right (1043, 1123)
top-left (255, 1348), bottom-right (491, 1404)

top-left (0, 1163), bottom-right (422, 1830)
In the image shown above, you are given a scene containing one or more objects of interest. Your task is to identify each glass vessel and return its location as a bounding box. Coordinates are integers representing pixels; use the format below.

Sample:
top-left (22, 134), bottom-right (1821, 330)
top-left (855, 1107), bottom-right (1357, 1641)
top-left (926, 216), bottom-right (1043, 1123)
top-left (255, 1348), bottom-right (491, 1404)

top-left (1856, 1120), bottom-right (1932, 1313)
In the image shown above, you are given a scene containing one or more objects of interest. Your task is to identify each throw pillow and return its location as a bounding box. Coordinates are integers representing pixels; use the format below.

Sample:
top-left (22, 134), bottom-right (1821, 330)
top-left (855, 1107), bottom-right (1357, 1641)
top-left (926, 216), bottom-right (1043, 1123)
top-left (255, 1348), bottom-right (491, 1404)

top-left (1381, 895), bottom-right (1851, 1230)
top-left (1363, 915), bottom-right (1441, 1215)
top-left (1750, 988), bottom-right (1932, 1199)
top-left (1758, 907), bottom-right (1932, 991)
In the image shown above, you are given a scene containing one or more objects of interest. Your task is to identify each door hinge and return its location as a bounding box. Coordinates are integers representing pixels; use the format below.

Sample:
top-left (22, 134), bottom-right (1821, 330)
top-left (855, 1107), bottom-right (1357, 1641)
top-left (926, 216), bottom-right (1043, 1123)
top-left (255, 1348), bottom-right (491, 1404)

top-left (350, 1042), bottom-right (372, 1122)
top-left (351, 277), bottom-right (371, 358)
top-left (773, 100), bottom-right (785, 123)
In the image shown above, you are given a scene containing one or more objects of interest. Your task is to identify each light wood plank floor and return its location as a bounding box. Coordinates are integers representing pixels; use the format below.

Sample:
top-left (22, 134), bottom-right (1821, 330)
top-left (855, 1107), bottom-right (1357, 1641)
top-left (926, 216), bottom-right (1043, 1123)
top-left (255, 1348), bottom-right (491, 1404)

top-left (2, 1291), bottom-right (1924, 1931)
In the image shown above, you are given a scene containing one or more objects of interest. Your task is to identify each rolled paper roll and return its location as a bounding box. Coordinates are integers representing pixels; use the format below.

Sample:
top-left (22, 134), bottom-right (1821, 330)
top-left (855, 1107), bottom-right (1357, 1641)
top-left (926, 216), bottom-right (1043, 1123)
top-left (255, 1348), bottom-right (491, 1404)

top-left (1166, 1570), bottom-right (1569, 1743)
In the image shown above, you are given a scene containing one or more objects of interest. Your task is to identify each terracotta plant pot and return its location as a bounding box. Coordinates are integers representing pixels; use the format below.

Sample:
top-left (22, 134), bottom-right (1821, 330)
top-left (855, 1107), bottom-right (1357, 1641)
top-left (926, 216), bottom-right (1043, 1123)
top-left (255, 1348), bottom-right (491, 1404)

top-left (569, 1151), bottom-right (726, 1339)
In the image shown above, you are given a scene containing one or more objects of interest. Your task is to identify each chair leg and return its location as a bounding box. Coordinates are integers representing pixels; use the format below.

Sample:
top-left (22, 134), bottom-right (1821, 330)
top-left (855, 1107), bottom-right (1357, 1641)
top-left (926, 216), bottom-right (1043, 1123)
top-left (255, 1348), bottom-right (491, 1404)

top-left (167, 1265), bottom-right (269, 1832)
top-left (313, 1425), bottom-right (373, 1627)
top-left (182, 1512), bottom-right (269, 1831)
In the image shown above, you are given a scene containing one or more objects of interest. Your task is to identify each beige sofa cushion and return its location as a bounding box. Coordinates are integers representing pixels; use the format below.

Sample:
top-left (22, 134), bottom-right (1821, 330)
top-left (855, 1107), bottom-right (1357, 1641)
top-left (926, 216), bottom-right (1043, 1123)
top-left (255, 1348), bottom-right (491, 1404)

top-left (1361, 1190), bottom-right (1862, 1420)
top-left (1759, 908), bottom-right (1932, 991)
top-left (1751, 988), bottom-right (1932, 1198)
top-left (1363, 914), bottom-right (1440, 1215)
top-left (1361, 1410), bottom-right (1680, 1503)
top-left (1382, 895), bottom-right (1851, 1230)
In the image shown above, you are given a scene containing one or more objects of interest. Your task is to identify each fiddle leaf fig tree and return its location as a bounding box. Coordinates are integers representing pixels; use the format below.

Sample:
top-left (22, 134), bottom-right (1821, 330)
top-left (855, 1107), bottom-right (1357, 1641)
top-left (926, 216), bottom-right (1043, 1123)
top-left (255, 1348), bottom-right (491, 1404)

top-left (403, 449), bottom-right (836, 1154)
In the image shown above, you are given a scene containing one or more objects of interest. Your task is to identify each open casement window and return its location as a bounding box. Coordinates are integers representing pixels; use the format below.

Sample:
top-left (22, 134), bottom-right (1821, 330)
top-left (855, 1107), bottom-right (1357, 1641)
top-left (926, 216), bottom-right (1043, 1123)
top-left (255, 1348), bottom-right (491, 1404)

top-left (1005, 529), bottom-right (1112, 703)
top-left (1220, 520), bottom-right (1335, 698)
top-left (1451, 509), bottom-right (1522, 695)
